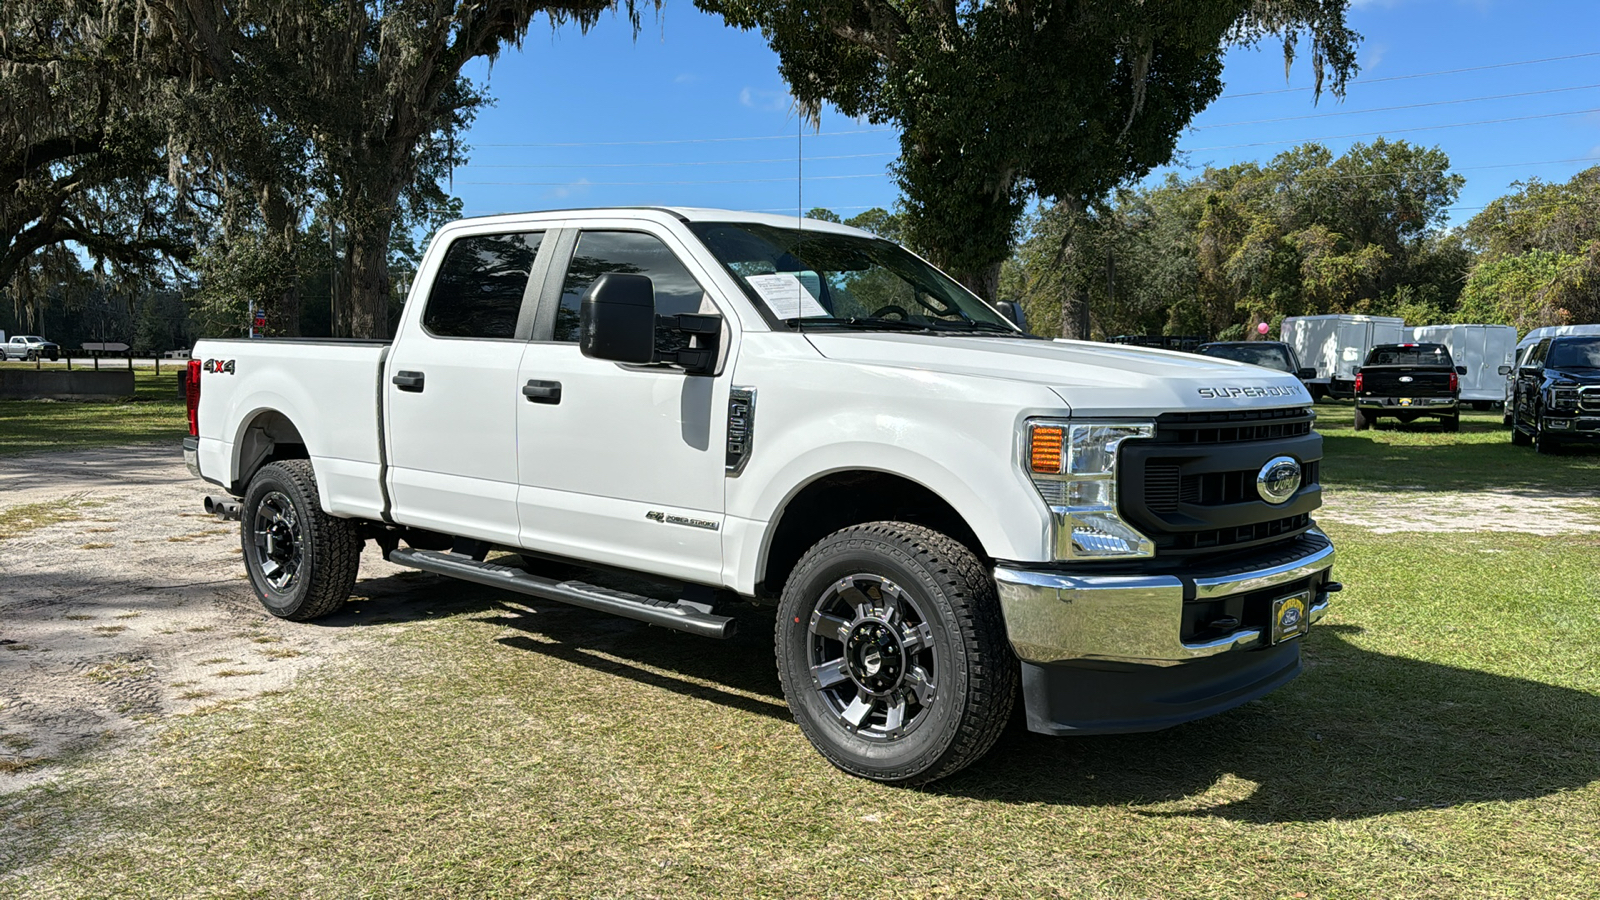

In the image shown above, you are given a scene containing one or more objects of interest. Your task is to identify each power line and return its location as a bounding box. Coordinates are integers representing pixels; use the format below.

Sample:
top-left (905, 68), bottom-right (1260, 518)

top-left (1268, 156), bottom-right (1600, 184)
top-left (453, 173), bottom-right (891, 187)
top-left (474, 128), bottom-right (894, 148)
top-left (1196, 83), bottom-right (1600, 130)
top-left (1217, 50), bottom-right (1600, 100)
top-left (460, 152), bottom-right (895, 169)
top-left (1186, 107), bottom-right (1600, 152)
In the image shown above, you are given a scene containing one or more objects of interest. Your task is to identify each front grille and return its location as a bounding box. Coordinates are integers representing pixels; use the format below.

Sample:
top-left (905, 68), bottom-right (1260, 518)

top-left (1154, 407), bottom-right (1313, 444)
top-left (1122, 407), bottom-right (1321, 556)
top-left (1158, 513), bottom-right (1311, 553)
top-left (1581, 387), bottom-right (1600, 411)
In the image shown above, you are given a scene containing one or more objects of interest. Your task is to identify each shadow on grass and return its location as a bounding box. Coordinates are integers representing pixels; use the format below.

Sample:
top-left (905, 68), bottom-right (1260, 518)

top-left (1321, 430), bottom-right (1600, 493)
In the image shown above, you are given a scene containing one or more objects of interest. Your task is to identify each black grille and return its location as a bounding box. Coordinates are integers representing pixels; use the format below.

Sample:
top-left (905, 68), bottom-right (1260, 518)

top-left (1145, 462), bottom-right (1182, 512)
top-left (1154, 407), bottom-right (1313, 444)
top-left (1157, 513), bottom-right (1311, 553)
top-left (1174, 460), bottom-right (1321, 507)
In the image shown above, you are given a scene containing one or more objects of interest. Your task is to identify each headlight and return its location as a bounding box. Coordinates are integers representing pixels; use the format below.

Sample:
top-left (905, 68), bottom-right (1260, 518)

top-left (1551, 387), bottom-right (1579, 408)
top-left (1025, 420), bottom-right (1155, 559)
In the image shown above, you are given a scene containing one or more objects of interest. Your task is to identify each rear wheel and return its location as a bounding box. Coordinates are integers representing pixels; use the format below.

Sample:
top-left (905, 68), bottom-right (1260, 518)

top-left (1441, 414), bottom-right (1460, 433)
top-left (241, 460), bottom-right (363, 621)
top-left (775, 522), bottom-right (1016, 785)
top-left (1353, 406), bottom-right (1372, 431)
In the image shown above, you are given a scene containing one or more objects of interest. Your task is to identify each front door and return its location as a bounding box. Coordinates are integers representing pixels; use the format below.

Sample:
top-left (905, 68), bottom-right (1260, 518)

top-left (385, 229), bottom-right (548, 545)
top-left (514, 226), bottom-right (732, 586)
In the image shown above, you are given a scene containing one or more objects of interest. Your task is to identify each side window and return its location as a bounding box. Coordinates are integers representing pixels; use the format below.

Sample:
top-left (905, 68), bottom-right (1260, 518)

top-left (1528, 339), bottom-right (1551, 367)
top-left (553, 231), bottom-right (707, 344)
top-left (422, 232), bottom-right (544, 339)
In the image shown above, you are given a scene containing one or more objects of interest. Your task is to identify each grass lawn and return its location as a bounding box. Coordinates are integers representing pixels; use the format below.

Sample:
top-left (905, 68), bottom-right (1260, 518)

top-left (3, 399), bottom-right (1598, 898)
top-left (0, 366), bottom-right (187, 456)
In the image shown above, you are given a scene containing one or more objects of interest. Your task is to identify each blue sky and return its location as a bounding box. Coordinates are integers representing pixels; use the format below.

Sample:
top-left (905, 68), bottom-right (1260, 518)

top-left (455, 0), bottom-right (1600, 228)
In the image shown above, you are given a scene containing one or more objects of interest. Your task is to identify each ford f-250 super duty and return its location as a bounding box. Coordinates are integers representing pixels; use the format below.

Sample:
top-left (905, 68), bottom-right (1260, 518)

top-left (182, 207), bottom-right (1338, 784)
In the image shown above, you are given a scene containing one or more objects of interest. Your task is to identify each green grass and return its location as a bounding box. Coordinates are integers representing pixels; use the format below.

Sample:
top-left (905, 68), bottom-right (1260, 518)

top-left (0, 367), bottom-right (186, 456)
top-left (2, 397), bottom-right (1598, 898)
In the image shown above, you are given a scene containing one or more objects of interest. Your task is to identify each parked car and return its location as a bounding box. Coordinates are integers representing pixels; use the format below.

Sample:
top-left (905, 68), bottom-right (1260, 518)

top-left (2, 335), bottom-right (61, 361)
top-left (1353, 342), bottom-right (1464, 431)
top-left (1510, 334), bottom-right (1600, 453)
top-left (1196, 341), bottom-right (1316, 387)
top-left (182, 206), bottom-right (1337, 785)
top-left (1281, 314), bottom-right (1406, 399)
top-left (1504, 325), bottom-right (1600, 425)
top-left (1409, 324), bottom-right (1516, 410)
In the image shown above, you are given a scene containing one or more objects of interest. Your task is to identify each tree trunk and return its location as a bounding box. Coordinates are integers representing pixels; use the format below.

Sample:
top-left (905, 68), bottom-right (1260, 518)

top-left (955, 262), bottom-right (1003, 303)
top-left (343, 218), bottom-right (393, 340)
top-left (1060, 286), bottom-right (1090, 340)
top-left (260, 191), bottom-right (302, 337)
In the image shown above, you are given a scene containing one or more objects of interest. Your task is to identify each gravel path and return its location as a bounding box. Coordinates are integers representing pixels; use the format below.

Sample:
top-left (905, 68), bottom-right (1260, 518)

top-left (0, 446), bottom-right (410, 793)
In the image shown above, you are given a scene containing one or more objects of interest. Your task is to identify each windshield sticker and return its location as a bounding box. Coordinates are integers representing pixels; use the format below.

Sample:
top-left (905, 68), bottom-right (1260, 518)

top-left (743, 273), bottom-right (829, 320)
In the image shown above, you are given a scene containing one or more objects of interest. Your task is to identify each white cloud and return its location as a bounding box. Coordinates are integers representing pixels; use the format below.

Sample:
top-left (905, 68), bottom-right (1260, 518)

top-left (739, 86), bottom-right (793, 112)
top-left (548, 178), bottom-right (592, 200)
top-left (674, 72), bottom-right (698, 84)
top-left (1362, 43), bottom-right (1387, 73)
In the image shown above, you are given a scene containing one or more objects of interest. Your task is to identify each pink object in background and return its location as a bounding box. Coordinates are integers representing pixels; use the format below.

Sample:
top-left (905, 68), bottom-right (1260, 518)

top-left (1257, 322), bottom-right (1270, 335)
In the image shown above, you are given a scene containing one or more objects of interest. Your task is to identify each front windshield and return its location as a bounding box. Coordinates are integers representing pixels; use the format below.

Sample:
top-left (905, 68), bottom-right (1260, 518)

top-left (688, 222), bottom-right (1018, 334)
top-left (1547, 337), bottom-right (1600, 368)
top-left (1366, 345), bottom-right (1453, 367)
top-left (1198, 344), bottom-right (1293, 372)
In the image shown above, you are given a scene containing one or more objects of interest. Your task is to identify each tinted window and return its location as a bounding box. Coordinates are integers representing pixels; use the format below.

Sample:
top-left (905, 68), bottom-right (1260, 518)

top-left (1528, 339), bottom-right (1551, 367)
top-left (423, 232), bottom-right (543, 339)
top-left (554, 231), bottom-right (706, 343)
top-left (1365, 344), bottom-right (1454, 367)
top-left (1546, 337), bottom-right (1600, 368)
top-left (1198, 344), bottom-right (1293, 372)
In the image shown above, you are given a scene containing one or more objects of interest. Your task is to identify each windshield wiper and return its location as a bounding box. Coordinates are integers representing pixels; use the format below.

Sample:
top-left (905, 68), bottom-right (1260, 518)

top-left (783, 316), bottom-right (932, 332)
top-left (926, 319), bottom-right (1031, 336)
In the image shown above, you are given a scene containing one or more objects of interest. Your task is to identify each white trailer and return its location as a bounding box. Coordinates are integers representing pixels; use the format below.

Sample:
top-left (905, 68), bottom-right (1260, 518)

top-left (1409, 324), bottom-right (1517, 408)
top-left (1280, 314), bottom-right (1406, 398)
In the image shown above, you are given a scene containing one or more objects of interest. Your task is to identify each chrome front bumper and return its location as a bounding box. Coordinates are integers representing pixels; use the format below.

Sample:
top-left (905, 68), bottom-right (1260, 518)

top-left (994, 533), bottom-right (1335, 667)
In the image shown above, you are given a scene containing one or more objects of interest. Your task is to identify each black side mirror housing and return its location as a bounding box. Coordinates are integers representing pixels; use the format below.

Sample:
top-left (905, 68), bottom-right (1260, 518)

top-left (1455, 365), bottom-right (1468, 375)
top-left (995, 300), bottom-right (1028, 332)
top-left (580, 273), bottom-right (658, 365)
top-left (1497, 365), bottom-right (1511, 376)
top-left (1297, 368), bottom-right (1317, 380)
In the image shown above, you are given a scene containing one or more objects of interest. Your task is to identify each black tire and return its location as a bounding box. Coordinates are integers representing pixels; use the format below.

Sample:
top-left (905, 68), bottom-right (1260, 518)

top-left (240, 459), bottom-right (363, 621)
top-left (1534, 420), bottom-right (1561, 455)
top-left (1353, 406), bottom-right (1372, 431)
top-left (1441, 414), bottom-right (1460, 433)
top-left (1511, 422), bottom-right (1532, 446)
top-left (775, 522), bottom-right (1017, 785)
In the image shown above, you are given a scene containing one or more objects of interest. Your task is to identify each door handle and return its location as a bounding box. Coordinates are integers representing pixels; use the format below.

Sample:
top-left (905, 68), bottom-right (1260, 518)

top-left (392, 371), bottom-right (425, 392)
top-left (522, 379), bottom-right (562, 404)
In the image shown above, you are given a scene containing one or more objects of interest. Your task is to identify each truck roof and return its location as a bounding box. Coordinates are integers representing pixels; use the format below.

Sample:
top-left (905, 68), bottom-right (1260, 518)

top-left (446, 206), bottom-right (877, 239)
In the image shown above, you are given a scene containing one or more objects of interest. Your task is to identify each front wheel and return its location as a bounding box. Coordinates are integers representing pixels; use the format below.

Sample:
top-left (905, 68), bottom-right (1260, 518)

top-left (1353, 406), bottom-right (1372, 431)
top-left (241, 460), bottom-right (363, 621)
top-left (1534, 419), bottom-right (1561, 455)
top-left (775, 522), bottom-right (1016, 785)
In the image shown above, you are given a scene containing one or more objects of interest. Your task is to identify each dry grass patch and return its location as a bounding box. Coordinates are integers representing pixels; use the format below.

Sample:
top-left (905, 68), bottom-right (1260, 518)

top-left (76, 542), bottom-right (113, 550)
top-left (89, 625), bottom-right (126, 636)
top-left (212, 669), bottom-right (264, 678)
top-left (0, 497), bottom-right (102, 541)
top-left (257, 648), bottom-right (301, 660)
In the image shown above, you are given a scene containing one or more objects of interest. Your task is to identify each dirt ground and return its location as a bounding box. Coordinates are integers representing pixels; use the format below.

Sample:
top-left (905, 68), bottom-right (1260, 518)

top-left (0, 445), bottom-right (415, 792)
top-left (5, 444), bottom-right (1599, 795)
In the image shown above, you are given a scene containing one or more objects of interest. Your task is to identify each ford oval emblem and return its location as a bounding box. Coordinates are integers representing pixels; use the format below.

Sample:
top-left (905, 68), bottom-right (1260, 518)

top-left (1257, 456), bottom-right (1302, 505)
top-left (1399, 375), bottom-right (1414, 383)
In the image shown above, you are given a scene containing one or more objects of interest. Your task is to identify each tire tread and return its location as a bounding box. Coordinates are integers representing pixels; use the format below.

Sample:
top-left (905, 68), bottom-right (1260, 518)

top-left (245, 459), bottom-right (362, 621)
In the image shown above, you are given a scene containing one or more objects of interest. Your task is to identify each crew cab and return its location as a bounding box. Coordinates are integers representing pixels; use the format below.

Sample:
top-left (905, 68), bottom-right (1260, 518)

top-left (1195, 341), bottom-right (1316, 387)
top-left (181, 207), bottom-right (1338, 784)
top-left (2, 335), bottom-right (60, 361)
top-left (1510, 334), bottom-right (1600, 453)
top-left (1353, 342), bottom-right (1465, 432)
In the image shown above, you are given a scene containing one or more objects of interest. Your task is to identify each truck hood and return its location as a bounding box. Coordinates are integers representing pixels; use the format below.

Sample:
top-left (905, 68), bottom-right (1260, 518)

top-left (805, 333), bottom-right (1311, 416)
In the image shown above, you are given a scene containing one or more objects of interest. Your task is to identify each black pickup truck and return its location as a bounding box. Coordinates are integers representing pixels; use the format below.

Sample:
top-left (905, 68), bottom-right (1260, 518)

top-left (1511, 334), bottom-right (1600, 453)
top-left (1353, 342), bottom-right (1465, 432)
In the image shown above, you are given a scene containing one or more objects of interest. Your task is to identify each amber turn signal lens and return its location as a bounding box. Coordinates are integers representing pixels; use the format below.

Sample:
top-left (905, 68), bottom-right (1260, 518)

top-left (1030, 425), bottom-right (1064, 473)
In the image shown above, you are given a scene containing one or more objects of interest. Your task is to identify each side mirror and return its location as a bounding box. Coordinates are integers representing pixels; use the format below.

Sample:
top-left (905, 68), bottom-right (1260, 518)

top-left (995, 300), bottom-right (1028, 332)
top-left (1455, 365), bottom-right (1467, 376)
top-left (1497, 365), bottom-right (1511, 376)
top-left (1297, 368), bottom-right (1317, 380)
top-left (579, 273), bottom-right (657, 365)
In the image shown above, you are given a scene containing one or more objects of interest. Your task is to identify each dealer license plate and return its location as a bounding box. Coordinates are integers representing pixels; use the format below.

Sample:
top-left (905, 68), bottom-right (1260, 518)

top-left (1397, 397), bottom-right (1413, 407)
top-left (1271, 591), bottom-right (1312, 644)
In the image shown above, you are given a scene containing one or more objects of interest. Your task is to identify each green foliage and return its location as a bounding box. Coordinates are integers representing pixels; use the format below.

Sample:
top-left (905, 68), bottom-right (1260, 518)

top-left (697, 0), bottom-right (1359, 299)
top-left (1458, 166), bottom-right (1600, 331)
top-left (1455, 249), bottom-right (1586, 333)
top-left (1015, 139), bottom-right (1468, 339)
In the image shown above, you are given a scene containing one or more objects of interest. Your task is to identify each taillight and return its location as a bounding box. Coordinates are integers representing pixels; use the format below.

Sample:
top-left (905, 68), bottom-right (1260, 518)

top-left (1449, 371), bottom-right (1459, 393)
top-left (186, 358), bottom-right (202, 437)
top-left (1354, 372), bottom-right (1364, 393)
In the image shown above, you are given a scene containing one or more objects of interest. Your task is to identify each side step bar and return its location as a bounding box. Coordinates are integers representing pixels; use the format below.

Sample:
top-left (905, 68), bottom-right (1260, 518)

top-left (386, 548), bottom-right (737, 639)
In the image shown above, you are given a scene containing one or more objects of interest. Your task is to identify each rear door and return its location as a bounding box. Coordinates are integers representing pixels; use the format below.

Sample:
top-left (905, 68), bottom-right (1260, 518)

top-left (1516, 339), bottom-right (1551, 428)
top-left (384, 229), bottom-right (550, 545)
top-left (513, 223), bottom-right (734, 585)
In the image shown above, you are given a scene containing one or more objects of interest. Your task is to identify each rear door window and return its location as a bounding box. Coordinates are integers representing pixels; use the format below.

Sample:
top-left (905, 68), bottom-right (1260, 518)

top-left (423, 232), bottom-right (544, 339)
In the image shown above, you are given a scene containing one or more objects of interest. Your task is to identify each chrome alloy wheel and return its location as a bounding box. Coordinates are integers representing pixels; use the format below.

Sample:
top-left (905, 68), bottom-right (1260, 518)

top-left (806, 573), bottom-right (938, 741)
top-left (251, 490), bottom-right (304, 592)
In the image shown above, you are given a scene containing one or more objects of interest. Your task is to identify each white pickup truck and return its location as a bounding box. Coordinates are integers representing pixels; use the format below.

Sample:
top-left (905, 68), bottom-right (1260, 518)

top-left (183, 207), bottom-right (1337, 784)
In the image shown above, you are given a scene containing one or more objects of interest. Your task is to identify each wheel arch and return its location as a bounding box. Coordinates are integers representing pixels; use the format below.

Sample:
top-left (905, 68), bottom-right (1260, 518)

top-left (229, 407), bottom-right (310, 494)
top-left (755, 468), bottom-right (987, 599)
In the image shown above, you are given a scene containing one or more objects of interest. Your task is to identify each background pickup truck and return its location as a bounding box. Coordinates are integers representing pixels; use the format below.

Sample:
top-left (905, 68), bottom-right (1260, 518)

top-left (1353, 342), bottom-right (1466, 432)
top-left (1510, 333), bottom-right (1600, 453)
top-left (182, 207), bottom-right (1338, 784)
